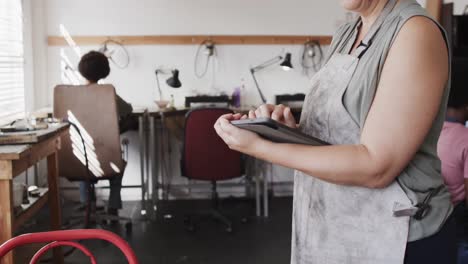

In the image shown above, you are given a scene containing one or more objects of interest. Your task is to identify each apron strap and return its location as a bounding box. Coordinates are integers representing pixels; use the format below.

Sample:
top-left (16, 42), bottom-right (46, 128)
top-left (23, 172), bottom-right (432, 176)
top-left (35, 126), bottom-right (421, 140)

top-left (393, 185), bottom-right (444, 220)
top-left (353, 0), bottom-right (398, 58)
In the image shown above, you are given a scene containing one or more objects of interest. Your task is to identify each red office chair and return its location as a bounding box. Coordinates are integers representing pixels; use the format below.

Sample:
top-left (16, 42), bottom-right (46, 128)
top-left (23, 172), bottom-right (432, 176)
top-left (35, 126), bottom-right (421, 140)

top-left (0, 229), bottom-right (138, 263)
top-left (181, 108), bottom-right (244, 232)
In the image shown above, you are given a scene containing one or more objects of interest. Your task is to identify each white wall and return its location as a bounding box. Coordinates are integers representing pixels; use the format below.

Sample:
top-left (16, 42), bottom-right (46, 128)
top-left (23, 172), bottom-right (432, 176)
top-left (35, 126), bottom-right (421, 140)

top-left (33, 0), bottom-right (468, 108)
top-left (28, 0), bottom-right (468, 200)
top-left (38, 0), bottom-right (349, 108)
top-left (40, 0), bottom-right (468, 108)
top-left (30, 0), bottom-right (49, 109)
top-left (412, 0), bottom-right (468, 14)
top-left (45, 0), bottom-right (343, 36)
top-left (22, 0), bottom-right (35, 112)
top-left (27, 0), bottom-right (352, 200)
top-left (446, 0), bottom-right (468, 14)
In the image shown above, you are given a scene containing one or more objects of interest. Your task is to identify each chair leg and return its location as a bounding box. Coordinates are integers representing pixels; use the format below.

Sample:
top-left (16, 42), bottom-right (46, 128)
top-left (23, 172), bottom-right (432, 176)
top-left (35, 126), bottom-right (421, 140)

top-left (95, 212), bottom-right (133, 231)
top-left (183, 181), bottom-right (233, 233)
top-left (183, 215), bottom-right (196, 232)
top-left (64, 183), bottom-right (132, 231)
top-left (210, 209), bottom-right (233, 233)
top-left (211, 181), bottom-right (232, 232)
top-left (212, 181), bottom-right (218, 209)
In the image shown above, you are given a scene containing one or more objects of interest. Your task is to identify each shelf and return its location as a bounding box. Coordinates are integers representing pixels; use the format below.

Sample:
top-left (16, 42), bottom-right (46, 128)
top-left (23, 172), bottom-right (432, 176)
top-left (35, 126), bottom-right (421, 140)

top-left (13, 188), bottom-right (49, 232)
top-left (48, 35), bottom-right (333, 46)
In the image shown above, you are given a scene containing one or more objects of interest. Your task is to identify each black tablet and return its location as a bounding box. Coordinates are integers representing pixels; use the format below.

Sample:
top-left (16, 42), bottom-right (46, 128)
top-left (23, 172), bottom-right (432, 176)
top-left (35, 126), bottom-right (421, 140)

top-left (231, 118), bottom-right (329, 146)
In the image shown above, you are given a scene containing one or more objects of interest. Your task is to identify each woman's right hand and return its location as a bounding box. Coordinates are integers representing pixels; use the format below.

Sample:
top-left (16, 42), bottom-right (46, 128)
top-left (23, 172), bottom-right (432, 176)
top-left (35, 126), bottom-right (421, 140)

top-left (247, 104), bottom-right (298, 129)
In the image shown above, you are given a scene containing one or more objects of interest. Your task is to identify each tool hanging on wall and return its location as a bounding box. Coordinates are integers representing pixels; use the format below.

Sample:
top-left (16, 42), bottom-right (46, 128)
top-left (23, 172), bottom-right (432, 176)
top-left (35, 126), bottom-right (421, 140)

top-left (301, 40), bottom-right (323, 76)
top-left (194, 40), bottom-right (217, 78)
top-left (99, 39), bottom-right (130, 69)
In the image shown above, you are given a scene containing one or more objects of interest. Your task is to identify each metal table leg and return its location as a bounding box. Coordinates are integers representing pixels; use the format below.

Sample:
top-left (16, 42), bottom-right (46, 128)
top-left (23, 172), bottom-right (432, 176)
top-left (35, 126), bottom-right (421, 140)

top-left (34, 164), bottom-right (38, 186)
top-left (263, 162), bottom-right (272, 218)
top-left (138, 116), bottom-right (147, 216)
top-left (145, 117), bottom-right (150, 197)
top-left (161, 115), bottom-right (170, 201)
top-left (255, 159), bottom-right (261, 217)
top-left (158, 115), bottom-right (165, 201)
top-left (149, 116), bottom-right (158, 214)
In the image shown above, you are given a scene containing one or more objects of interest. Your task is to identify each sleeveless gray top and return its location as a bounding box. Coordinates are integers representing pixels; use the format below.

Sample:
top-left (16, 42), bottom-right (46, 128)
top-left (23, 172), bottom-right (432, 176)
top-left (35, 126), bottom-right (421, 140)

top-left (326, 0), bottom-right (452, 241)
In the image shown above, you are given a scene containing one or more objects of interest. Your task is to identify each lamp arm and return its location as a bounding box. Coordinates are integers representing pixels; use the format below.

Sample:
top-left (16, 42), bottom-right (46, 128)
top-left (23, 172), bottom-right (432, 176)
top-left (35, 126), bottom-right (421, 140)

top-left (251, 55), bottom-right (283, 72)
top-left (155, 71), bottom-right (164, 101)
top-left (250, 69), bottom-right (267, 104)
top-left (155, 68), bottom-right (172, 75)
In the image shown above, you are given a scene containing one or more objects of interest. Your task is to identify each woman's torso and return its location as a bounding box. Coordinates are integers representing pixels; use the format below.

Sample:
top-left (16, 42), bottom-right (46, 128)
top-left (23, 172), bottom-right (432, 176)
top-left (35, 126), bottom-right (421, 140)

top-left (299, 0), bottom-right (452, 242)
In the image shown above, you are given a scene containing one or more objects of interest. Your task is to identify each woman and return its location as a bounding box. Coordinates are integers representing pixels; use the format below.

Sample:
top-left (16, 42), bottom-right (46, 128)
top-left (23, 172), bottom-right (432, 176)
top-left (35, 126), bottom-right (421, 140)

top-left (438, 58), bottom-right (468, 239)
top-left (437, 59), bottom-right (468, 264)
top-left (438, 59), bottom-right (468, 207)
top-left (78, 51), bottom-right (133, 216)
top-left (215, 0), bottom-right (455, 263)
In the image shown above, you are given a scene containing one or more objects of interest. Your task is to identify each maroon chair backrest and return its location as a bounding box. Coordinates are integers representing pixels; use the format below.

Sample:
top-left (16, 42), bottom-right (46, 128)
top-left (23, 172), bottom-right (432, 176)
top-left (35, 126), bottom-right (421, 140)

top-left (182, 108), bottom-right (243, 181)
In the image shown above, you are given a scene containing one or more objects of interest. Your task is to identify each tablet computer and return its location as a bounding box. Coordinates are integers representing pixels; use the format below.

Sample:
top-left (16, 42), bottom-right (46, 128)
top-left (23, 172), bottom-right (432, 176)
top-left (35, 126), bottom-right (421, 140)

top-left (231, 117), bottom-right (329, 146)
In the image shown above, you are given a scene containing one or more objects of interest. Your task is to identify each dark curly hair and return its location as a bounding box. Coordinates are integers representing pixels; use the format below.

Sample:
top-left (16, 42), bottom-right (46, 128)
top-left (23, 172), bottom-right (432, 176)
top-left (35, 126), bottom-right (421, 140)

top-left (78, 51), bottom-right (110, 83)
top-left (448, 58), bottom-right (468, 109)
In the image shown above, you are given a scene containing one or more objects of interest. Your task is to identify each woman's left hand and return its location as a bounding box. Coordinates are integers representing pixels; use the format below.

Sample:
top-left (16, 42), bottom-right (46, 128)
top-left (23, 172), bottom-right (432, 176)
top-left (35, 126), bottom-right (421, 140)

top-left (214, 113), bottom-right (268, 155)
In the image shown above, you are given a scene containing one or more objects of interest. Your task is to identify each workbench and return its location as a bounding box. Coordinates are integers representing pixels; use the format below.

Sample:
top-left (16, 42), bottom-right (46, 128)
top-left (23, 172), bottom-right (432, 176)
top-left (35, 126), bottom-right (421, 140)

top-left (0, 123), bottom-right (68, 264)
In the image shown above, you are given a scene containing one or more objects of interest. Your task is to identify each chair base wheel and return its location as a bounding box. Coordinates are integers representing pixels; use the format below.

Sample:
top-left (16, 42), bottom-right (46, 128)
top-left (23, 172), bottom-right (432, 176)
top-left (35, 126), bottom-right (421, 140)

top-left (184, 217), bottom-right (196, 232)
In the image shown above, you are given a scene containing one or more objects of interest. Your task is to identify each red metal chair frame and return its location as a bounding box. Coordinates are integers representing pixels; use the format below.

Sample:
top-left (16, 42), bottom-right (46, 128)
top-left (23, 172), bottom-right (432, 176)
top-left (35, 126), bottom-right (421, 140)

top-left (0, 229), bottom-right (138, 264)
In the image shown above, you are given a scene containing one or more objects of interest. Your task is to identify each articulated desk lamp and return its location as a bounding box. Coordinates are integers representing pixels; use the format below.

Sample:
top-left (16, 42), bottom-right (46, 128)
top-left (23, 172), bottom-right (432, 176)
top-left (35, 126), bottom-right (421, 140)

top-left (250, 52), bottom-right (293, 104)
top-left (154, 68), bottom-right (182, 109)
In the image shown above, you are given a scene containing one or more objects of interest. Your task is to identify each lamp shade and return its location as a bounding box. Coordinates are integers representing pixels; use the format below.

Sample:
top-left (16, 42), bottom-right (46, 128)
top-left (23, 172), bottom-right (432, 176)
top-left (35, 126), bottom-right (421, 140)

top-left (280, 53), bottom-right (293, 71)
top-left (166, 69), bottom-right (182, 88)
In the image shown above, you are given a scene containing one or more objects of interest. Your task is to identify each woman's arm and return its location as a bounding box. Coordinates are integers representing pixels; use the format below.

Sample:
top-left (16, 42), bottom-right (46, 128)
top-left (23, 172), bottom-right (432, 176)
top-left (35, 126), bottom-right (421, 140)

top-left (116, 94), bottom-right (133, 119)
top-left (116, 94), bottom-right (134, 134)
top-left (215, 17), bottom-right (448, 189)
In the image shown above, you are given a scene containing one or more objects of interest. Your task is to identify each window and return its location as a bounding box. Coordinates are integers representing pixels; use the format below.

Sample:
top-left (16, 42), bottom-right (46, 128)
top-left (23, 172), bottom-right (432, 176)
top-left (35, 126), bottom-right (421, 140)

top-left (0, 0), bottom-right (24, 124)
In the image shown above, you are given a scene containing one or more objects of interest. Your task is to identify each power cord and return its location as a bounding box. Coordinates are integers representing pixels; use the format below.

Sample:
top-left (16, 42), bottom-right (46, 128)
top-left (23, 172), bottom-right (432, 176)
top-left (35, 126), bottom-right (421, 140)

top-left (194, 40), bottom-right (216, 78)
top-left (40, 119), bottom-right (93, 263)
top-left (65, 120), bottom-right (94, 226)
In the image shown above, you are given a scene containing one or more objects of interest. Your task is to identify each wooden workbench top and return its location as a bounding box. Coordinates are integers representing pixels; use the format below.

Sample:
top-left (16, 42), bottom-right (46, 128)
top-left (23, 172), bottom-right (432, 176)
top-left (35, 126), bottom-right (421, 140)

top-left (0, 123), bottom-right (69, 160)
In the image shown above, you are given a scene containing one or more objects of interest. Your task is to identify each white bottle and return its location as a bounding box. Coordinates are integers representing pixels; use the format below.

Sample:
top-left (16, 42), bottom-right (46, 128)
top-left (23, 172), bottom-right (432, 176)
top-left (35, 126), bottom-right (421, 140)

top-left (240, 78), bottom-right (247, 108)
top-left (169, 94), bottom-right (175, 108)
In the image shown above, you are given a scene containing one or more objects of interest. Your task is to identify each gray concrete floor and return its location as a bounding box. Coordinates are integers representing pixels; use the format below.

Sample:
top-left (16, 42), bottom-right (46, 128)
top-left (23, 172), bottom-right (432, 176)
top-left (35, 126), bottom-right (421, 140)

top-left (15, 197), bottom-right (293, 264)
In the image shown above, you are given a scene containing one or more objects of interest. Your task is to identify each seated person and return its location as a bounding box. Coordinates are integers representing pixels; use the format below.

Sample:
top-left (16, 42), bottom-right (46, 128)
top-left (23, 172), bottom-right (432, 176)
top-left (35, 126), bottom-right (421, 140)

top-left (437, 59), bottom-right (468, 239)
top-left (77, 50), bottom-right (133, 216)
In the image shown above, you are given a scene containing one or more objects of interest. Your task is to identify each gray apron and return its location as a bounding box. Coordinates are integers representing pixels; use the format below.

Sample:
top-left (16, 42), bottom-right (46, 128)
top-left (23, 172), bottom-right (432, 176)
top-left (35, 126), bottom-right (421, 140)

top-left (292, 0), bottom-right (412, 263)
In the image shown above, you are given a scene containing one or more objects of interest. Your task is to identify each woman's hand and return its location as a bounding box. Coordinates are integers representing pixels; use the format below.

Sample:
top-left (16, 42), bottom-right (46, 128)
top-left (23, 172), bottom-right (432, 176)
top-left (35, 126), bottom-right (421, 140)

top-left (248, 104), bottom-right (297, 129)
top-left (214, 113), bottom-right (269, 155)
